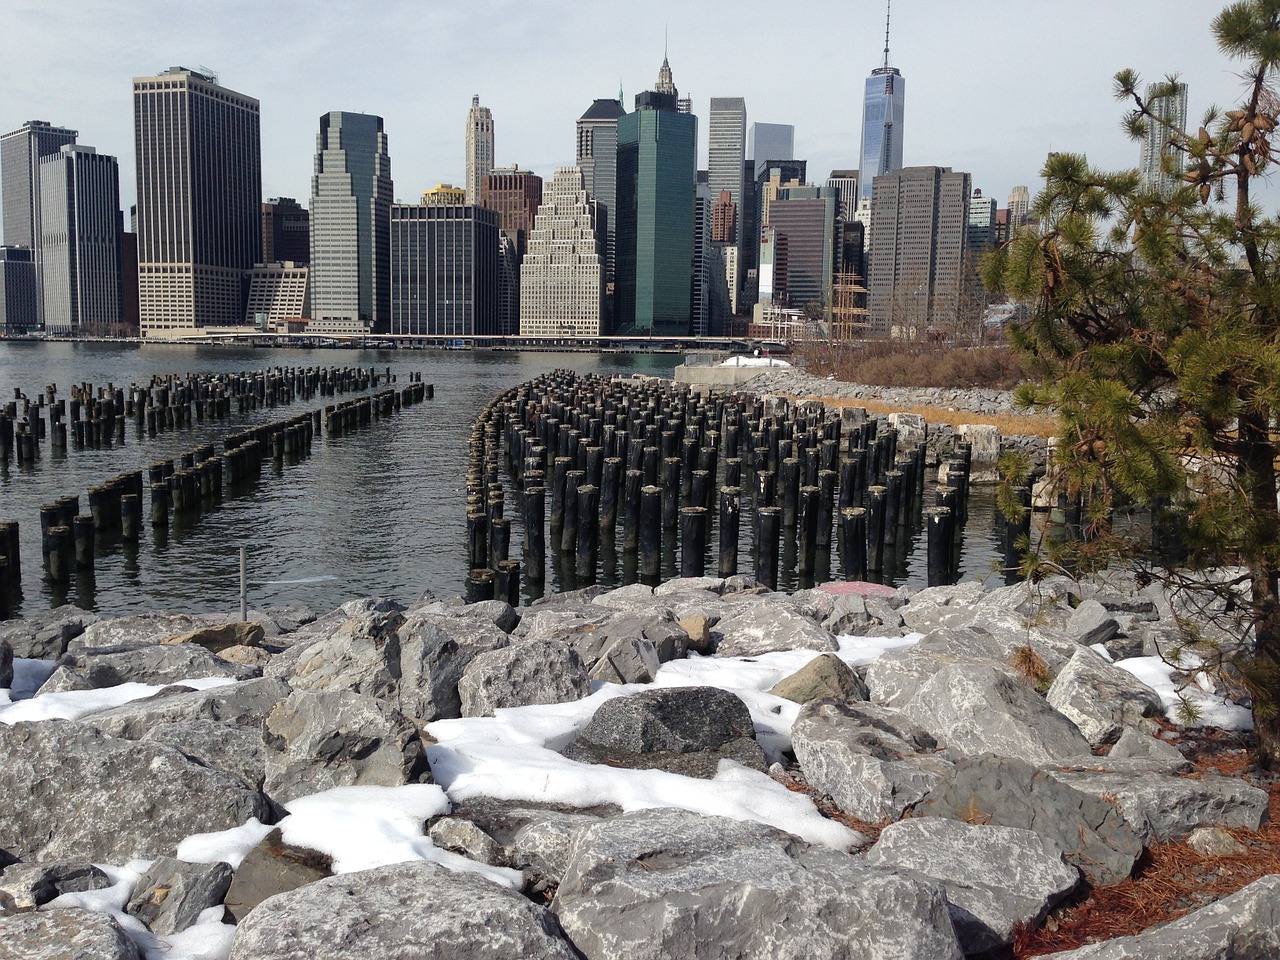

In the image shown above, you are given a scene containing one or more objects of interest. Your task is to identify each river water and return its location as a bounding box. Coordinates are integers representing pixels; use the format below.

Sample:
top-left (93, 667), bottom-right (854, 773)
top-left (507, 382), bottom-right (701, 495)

top-left (0, 342), bottom-right (1004, 618)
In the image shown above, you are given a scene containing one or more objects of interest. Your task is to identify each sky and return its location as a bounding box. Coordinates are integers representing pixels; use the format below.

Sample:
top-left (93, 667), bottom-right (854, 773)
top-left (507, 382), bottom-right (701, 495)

top-left (0, 0), bottom-right (1268, 216)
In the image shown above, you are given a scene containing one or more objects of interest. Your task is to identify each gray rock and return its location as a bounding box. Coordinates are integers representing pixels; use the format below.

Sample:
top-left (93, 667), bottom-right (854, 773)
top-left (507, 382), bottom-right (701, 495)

top-left (1068, 598), bottom-right (1121, 645)
top-left (1187, 825), bottom-right (1249, 857)
top-left (33, 663), bottom-right (95, 695)
top-left (396, 610), bottom-right (511, 722)
top-left (0, 606), bottom-right (97, 659)
top-left (223, 827), bottom-right (332, 924)
top-left (563, 685), bottom-right (767, 778)
top-left (712, 603), bottom-right (837, 657)
top-left (1044, 768), bottom-right (1270, 842)
top-left (553, 807), bottom-right (963, 960)
top-left (82, 676), bottom-right (291, 739)
top-left (55, 643), bottom-right (260, 688)
top-left (865, 817), bottom-right (1079, 955)
top-left (457, 638), bottom-right (590, 717)
top-left (913, 755), bottom-right (1144, 887)
top-left (654, 576), bottom-right (725, 596)
top-left (1107, 726), bottom-right (1191, 772)
top-left (591, 582), bottom-right (656, 610)
top-left (0, 861), bottom-right (111, 910)
top-left (141, 719), bottom-right (266, 789)
top-left (126, 856), bottom-right (233, 936)
top-left (0, 639), bottom-right (11, 689)
top-left (791, 699), bottom-right (951, 822)
top-left (588, 636), bottom-right (662, 684)
top-left (229, 860), bottom-right (580, 960)
top-left (263, 689), bottom-right (431, 804)
top-left (900, 663), bottom-right (1092, 765)
top-left (1040, 874), bottom-right (1280, 958)
top-left (770, 653), bottom-right (868, 703)
top-left (0, 719), bottom-right (273, 863)
top-left (0, 908), bottom-right (141, 960)
top-left (70, 613), bottom-right (229, 652)
top-left (162, 620), bottom-right (266, 653)
top-left (1046, 648), bottom-right (1164, 745)
top-left (821, 593), bottom-right (872, 634)
top-left (427, 818), bottom-right (501, 866)
top-left (571, 611), bottom-right (691, 666)
top-left (511, 607), bottom-right (611, 643)
top-left (287, 610), bottom-right (404, 700)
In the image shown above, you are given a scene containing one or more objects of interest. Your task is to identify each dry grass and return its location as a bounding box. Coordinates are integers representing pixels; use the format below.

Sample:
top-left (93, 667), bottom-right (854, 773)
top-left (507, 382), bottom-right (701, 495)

top-left (799, 341), bottom-right (1032, 390)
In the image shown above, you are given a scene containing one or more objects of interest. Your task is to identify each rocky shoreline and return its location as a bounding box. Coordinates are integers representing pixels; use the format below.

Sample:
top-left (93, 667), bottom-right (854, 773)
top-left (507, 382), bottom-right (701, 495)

top-left (741, 368), bottom-right (1021, 417)
top-left (0, 569), bottom-right (1276, 959)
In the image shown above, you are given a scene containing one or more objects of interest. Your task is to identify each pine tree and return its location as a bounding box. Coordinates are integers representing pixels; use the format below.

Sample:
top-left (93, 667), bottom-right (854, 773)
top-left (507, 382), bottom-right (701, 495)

top-left (984, 0), bottom-right (1280, 768)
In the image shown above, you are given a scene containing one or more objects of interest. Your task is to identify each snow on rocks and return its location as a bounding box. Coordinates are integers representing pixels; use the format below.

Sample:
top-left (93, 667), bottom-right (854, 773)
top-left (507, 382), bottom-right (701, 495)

top-left (0, 571), bottom-right (1272, 958)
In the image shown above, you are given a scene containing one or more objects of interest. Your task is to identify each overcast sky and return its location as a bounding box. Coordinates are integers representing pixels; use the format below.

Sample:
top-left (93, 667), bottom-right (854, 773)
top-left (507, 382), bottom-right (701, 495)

top-left (1, 0), bottom-right (1268, 215)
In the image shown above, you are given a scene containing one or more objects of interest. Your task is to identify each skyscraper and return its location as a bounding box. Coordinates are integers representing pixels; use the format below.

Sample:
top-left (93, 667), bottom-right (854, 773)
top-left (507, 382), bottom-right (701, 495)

top-left (868, 166), bottom-right (970, 337)
top-left (1140, 81), bottom-right (1189, 194)
top-left (708, 98), bottom-right (747, 246)
top-left (966, 188), bottom-right (997, 254)
top-left (480, 166), bottom-right (543, 335)
top-left (0, 247), bottom-right (37, 335)
top-left (616, 65), bottom-right (698, 336)
top-left (133, 68), bottom-right (261, 337)
top-left (519, 167), bottom-right (604, 337)
top-left (466, 96), bottom-right (494, 205)
top-left (2, 120), bottom-right (79, 327)
top-left (826, 170), bottom-right (860, 220)
top-left (390, 202), bottom-right (499, 337)
top-left (262, 197), bottom-right (310, 264)
top-left (746, 123), bottom-right (794, 179)
top-left (309, 111), bottom-right (393, 334)
top-left (1008, 185), bottom-right (1030, 227)
top-left (692, 180), bottom-right (713, 336)
top-left (764, 185), bottom-right (840, 314)
top-left (38, 145), bottom-right (121, 335)
top-left (858, 3), bottom-right (905, 200)
top-left (576, 98), bottom-right (625, 284)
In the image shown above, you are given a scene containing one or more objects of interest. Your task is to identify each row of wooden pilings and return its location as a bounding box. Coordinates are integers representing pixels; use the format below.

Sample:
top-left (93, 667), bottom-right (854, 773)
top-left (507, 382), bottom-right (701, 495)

top-left (0, 375), bottom-right (432, 618)
top-left (460, 371), bottom-right (1033, 603)
top-left (0, 366), bottom-right (400, 467)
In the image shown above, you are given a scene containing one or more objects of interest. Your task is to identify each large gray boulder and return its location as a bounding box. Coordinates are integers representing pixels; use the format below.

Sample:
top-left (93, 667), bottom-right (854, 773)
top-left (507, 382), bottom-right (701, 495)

top-left (223, 827), bottom-right (332, 924)
top-left (1067, 598), bottom-right (1121, 645)
top-left (457, 638), bottom-right (590, 717)
top-left (69, 613), bottom-right (228, 652)
top-left (791, 699), bottom-right (952, 822)
top-left (141, 719), bottom-right (266, 789)
top-left (286, 610), bottom-right (404, 700)
top-left (0, 861), bottom-right (111, 910)
top-left (0, 908), bottom-right (140, 960)
top-left (769, 653), bottom-right (868, 704)
top-left (0, 719), bottom-right (272, 863)
top-left (396, 610), bottom-right (511, 722)
top-left (1045, 767), bottom-right (1270, 842)
top-left (263, 689), bottom-right (431, 804)
top-left (553, 807), bottom-right (964, 960)
top-left (569, 611), bottom-right (690, 667)
top-left (900, 662), bottom-right (1092, 765)
top-left (1107, 727), bottom-right (1191, 773)
top-left (53, 643), bottom-right (260, 688)
top-left (711, 603), bottom-right (837, 657)
top-left (588, 636), bottom-right (662, 685)
top-left (1046, 647), bottom-right (1164, 745)
top-left (126, 856), bottom-right (234, 935)
top-left (0, 606), bottom-right (97, 659)
top-left (1041, 874), bottom-right (1280, 958)
top-left (562, 686), bottom-right (767, 778)
top-left (913, 755), bottom-right (1144, 887)
top-left (81, 676), bottom-right (291, 739)
top-left (228, 860), bottom-right (580, 960)
top-left (865, 817), bottom-right (1080, 955)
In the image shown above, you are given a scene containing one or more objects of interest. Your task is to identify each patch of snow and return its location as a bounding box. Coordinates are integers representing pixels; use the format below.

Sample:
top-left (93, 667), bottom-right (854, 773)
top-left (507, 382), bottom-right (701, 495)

top-left (716, 356), bottom-right (793, 367)
top-left (1115, 656), bottom-right (1253, 731)
top-left (0, 676), bottom-right (236, 725)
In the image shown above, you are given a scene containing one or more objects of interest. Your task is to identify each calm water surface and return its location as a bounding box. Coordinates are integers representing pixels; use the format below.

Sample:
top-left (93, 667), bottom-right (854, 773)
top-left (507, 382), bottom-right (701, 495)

top-left (0, 341), bottom-right (1004, 618)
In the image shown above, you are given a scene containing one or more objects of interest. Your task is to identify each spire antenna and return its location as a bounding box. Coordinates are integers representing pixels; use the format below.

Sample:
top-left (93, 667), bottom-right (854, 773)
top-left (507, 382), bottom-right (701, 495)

top-left (883, 0), bottom-right (891, 71)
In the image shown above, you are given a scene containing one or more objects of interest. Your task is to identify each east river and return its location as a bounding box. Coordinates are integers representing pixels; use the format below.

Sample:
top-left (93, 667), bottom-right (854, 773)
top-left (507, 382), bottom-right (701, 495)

top-left (0, 341), bottom-right (1002, 618)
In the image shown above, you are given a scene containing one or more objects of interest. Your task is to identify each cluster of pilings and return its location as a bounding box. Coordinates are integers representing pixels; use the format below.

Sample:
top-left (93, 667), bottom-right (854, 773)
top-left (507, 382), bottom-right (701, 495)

top-left (0, 366), bottom-right (405, 467)
top-left (1, 373), bottom-right (433, 613)
top-left (462, 371), bottom-right (1021, 602)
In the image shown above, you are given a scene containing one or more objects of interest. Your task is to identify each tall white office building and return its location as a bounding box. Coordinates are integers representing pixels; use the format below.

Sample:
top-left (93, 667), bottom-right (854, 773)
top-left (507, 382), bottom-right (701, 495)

top-left (1140, 82), bottom-right (1189, 194)
top-left (708, 98), bottom-right (747, 246)
top-left (519, 167), bottom-right (603, 337)
top-left (466, 96), bottom-right (494, 205)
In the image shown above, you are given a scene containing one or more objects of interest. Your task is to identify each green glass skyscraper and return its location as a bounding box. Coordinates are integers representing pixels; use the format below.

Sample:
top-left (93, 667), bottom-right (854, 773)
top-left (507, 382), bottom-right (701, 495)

top-left (616, 79), bottom-right (697, 336)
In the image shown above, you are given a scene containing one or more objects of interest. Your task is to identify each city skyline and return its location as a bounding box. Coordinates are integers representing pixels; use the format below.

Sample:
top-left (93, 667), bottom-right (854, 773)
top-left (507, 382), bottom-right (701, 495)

top-left (1, 0), bottom-right (1262, 219)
